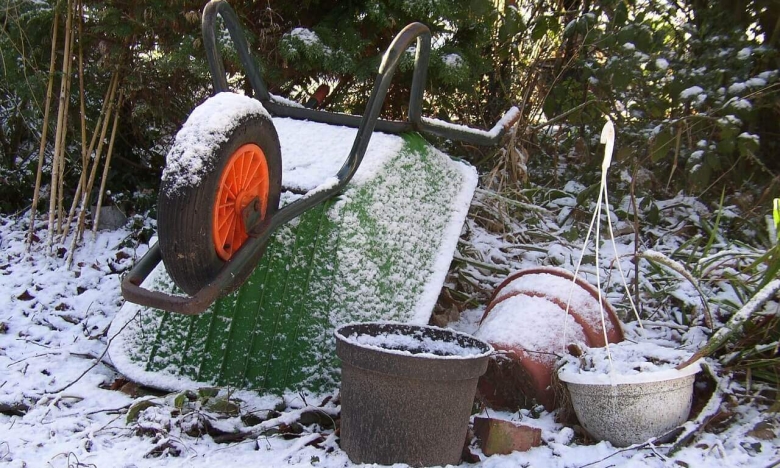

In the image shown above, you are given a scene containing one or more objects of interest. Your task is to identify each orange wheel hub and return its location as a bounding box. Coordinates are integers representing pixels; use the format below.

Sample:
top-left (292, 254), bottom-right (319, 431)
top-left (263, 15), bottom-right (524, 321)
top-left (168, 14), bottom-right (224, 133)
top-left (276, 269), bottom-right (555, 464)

top-left (213, 143), bottom-right (270, 261)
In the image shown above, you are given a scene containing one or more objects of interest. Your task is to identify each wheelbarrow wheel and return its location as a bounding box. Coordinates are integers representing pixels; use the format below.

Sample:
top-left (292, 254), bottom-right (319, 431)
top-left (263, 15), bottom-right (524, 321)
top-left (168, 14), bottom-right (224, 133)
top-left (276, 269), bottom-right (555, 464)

top-left (158, 107), bottom-right (282, 296)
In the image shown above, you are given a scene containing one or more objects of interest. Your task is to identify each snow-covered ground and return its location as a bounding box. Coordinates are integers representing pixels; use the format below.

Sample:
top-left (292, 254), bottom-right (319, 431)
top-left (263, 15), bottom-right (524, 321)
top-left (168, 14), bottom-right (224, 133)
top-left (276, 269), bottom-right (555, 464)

top-left (1, 185), bottom-right (778, 467)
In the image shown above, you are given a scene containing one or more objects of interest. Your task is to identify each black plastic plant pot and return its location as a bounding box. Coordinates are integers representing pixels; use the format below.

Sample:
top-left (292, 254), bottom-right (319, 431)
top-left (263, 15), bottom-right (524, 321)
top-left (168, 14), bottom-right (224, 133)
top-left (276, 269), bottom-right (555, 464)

top-left (335, 322), bottom-right (493, 466)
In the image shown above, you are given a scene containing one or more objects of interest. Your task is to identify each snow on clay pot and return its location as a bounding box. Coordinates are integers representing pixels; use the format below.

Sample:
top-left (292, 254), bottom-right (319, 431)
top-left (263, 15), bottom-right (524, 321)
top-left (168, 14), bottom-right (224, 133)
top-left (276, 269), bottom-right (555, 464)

top-left (335, 322), bottom-right (492, 467)
top-left (476, 267), bottom-right (624, 411)
top-left (475, 293), bottom-right (589, 411)
top-left (558, 342), bottom-right (702, 447)
top-left (485, 267), bottom-right (624, 345)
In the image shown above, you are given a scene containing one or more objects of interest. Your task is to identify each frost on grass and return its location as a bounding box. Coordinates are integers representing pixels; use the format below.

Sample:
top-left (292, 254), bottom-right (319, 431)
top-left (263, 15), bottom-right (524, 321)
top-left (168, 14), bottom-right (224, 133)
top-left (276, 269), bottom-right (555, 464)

top-left (161, 92), bottom-right (271, 194)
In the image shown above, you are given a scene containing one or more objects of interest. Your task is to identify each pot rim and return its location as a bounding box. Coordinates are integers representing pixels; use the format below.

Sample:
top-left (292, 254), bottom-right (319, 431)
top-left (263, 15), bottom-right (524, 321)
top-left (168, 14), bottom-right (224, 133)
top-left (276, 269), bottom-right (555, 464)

top-left (335, 321), bottom-right (494, 361)
top-left (558, 358), bottom-right (703, 385)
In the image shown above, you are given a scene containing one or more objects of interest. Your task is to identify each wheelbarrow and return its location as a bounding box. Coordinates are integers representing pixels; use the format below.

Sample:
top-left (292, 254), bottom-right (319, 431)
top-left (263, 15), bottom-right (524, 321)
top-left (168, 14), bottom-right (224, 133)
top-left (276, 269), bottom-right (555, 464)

top-left (121, 0), bottom-right (520, 316)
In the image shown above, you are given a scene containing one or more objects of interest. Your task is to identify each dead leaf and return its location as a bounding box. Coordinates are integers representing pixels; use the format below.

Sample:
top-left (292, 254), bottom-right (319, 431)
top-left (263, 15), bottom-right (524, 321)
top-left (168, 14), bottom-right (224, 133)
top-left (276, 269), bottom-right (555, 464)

top-left (747, 420), bottom-right (777, 440)
top-left (16, 290), bottom-right (34, 301)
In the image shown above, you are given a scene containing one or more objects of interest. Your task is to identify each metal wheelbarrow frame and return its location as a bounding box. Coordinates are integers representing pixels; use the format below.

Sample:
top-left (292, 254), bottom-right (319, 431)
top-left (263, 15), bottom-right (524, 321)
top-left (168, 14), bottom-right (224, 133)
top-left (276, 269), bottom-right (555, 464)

top-left (121, 0), bottom-right (520, 315)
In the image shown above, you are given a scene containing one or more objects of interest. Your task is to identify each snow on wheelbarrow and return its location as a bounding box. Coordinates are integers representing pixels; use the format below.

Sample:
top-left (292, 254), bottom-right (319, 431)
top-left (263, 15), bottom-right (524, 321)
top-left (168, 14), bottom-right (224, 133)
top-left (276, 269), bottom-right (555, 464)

top-left (110, 0), bottom-right (519, 393)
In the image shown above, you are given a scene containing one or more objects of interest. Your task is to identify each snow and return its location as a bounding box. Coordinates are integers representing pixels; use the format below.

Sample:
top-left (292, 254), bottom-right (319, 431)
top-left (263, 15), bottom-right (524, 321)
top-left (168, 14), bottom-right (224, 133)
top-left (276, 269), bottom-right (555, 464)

top-left (738, 132), bottom-right (759, 145)
top-left (494, 269), bottom-right (618, 337)
top-left (737, 47), bottom-right (752, 60)
top-left (679, 86), bottom-right (704, 99)
top-left (728, 98), bottom-right (753, 110)
top-left (557, 340), bottom-right (700, 385)
top-left (655, 58), bottom-right (669, 70)
top-left (286, 28), bottom-right (330, 55)
top-left (3, 144), bottom-right (780, 466)
top-left (110, 117), bottom-right (479, 394)
top-left (422, 106), bottom-right (520, 140)
top-left (337, 322), bottom-right (492, 359)
top-left (273, 117), bottom-right (405, 192)
top-left (475, 294), bottom-right (588, 365)
top-left (161, 93), bottom-right (271, 193)
top-left (728, 82), bottom-right (747, 94)
top-left (442, 53), bottom-right (464, 69)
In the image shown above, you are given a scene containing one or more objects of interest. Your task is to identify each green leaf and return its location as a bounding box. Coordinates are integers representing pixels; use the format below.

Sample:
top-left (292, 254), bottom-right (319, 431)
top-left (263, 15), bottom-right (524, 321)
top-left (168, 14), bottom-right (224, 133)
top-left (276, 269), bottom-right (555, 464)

top-left (614, 2), bottom-right (628, 28)
top-left (174, 392), bottom-right (188, 409)
top-left (206, 397), bottom-right (240, 416)
top-left (689, 162), bottom-right (712, 190)
top-left (576, 182), bottom-right (601, 207)
top-left (612, 69), bottom-right (632, 90)
top-left (705, 152), bottom-right (723, 171)
top-left (774, 199), bottom-right (780, 239)
top-left (126, 400), bottom-right (157, 424)
top-left (737, 134), bottom-right (760, 158)
top-left (615, 146), bottom-right (633, 163)
top-left (198, 387), bottom-right (219, 399)
top-left (531, 18), bottom-right (549, 41)
top-left (717, 139), bottom-right (735, 156)
top-left (650, 128), bottom-right (674, 162)
top-left (647, 203), bottom-right (660, 225)
top-left (563, 227), bottom-right (580, 242)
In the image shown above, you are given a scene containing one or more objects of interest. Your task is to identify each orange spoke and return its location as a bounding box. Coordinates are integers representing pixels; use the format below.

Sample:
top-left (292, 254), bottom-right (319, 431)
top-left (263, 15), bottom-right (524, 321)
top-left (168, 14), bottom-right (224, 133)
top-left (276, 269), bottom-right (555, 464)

top-left (218, 210), bottom-right (235, 230)
top-left (213, 143), bottom-right (270, 262)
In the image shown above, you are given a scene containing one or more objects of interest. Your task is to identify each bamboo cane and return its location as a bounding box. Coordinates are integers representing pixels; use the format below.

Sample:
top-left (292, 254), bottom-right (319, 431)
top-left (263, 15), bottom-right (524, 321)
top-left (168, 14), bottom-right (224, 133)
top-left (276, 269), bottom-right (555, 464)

top-left (71, 71), bottom-right (119, 248)
top-left (62, 74), bottom-right (113, 241)
top-left (46, 0), bottom-right (74, 251)
top-left (71, 0), bottom-right (87, 234)
top-left (56, 13), bottom-right (76, 237)
top-left (91, 91), bottom-right (123, 236)
top-left (27, 5), bottom-right (60, 249)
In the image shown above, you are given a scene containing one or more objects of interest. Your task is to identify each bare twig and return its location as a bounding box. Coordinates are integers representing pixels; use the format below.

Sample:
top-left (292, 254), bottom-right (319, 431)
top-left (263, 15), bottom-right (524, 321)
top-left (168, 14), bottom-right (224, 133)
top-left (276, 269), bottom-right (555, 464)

top-left (48, 309), bottom-right (137, 394)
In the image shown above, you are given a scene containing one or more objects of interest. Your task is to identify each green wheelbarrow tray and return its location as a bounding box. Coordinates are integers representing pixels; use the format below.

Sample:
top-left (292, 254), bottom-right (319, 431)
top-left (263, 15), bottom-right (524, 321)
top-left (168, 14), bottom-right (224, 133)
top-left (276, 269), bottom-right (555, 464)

top-left (110, 125), bottom-right (477, 393)
top-left (112, 0), bottom-right (519, 393)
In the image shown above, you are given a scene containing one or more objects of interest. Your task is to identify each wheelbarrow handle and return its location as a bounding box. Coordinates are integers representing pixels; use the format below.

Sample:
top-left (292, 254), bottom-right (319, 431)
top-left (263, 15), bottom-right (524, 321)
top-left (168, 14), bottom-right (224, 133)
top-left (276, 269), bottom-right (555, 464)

top-left (121, 218), bottom-right (276, 315)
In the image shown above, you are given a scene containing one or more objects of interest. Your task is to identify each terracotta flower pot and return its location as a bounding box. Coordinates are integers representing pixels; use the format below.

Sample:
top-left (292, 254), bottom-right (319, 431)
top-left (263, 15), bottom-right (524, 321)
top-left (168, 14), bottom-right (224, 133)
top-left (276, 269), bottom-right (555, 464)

top-left (476, 267), bottom-right (624, 411)
top-left (476, 292), bottom-right (589, 410)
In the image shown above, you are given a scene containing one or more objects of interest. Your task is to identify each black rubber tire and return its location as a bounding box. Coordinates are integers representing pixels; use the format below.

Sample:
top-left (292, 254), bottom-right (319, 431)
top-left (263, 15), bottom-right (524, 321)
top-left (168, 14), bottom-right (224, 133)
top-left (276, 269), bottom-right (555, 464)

top-left (158, 113), bottom-right (282, 296)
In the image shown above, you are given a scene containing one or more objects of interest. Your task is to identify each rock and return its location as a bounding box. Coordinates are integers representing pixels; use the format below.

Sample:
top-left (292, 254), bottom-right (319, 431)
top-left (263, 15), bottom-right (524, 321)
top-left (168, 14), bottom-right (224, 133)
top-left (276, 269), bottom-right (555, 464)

top-left (92, 205), bottom-right (127, 231)
top-left (473, 416), bottom-right (542, 456)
